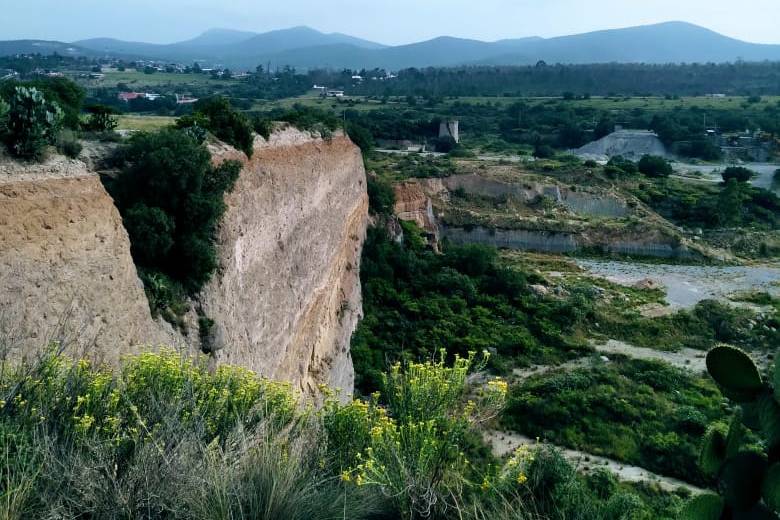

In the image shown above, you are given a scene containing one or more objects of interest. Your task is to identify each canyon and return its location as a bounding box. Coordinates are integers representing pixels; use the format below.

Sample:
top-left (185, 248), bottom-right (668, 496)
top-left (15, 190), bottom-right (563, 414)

top-left (0, 128), bottom-right (368, 398)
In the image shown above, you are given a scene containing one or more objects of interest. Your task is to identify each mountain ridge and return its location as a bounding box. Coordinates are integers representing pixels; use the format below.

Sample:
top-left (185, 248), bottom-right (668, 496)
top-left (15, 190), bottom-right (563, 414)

top-left (3, 22), bottom-right (780, 70)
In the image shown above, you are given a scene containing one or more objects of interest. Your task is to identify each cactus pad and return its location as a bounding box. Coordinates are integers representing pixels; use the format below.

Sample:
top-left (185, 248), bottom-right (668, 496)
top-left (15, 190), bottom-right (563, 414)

top-left (680, 494), bottom-right (724, 520)
top-left (719, 451), bottom-right (768, 511)
top-left (706, 345), bottom-right (763, 402)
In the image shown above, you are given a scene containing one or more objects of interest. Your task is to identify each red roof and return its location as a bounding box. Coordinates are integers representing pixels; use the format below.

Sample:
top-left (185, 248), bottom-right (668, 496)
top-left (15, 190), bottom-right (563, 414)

top-left (118, 92), bottom-right (143, 101)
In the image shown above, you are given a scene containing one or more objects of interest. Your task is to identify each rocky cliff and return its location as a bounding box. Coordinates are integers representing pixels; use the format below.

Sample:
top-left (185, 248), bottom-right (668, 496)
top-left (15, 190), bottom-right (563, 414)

top-left (202, 129), bottom-right (367, 397)
top-left (0, 129), bottom-right (368, 398)
top-left (0, 155), bottom-right (175, 365)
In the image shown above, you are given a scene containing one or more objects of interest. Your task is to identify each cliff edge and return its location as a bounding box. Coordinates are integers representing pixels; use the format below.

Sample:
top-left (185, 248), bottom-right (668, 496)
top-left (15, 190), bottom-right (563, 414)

top-left (0, 154), bottom-right (176, 364)
top-left (203, 128), bottom-right (368, 397)
top-left (0, 128), bottom-right (368, 398)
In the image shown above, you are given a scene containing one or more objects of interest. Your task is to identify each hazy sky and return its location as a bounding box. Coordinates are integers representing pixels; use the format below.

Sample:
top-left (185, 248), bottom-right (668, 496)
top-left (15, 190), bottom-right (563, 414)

top-left (2, 0), bottom-right (779, 45)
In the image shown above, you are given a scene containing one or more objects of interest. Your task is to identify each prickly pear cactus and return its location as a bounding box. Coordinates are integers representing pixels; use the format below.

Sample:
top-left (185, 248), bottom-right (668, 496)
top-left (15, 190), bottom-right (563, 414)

top-left (6, 86), bottom-right (63, 160)
top-left (685, 345), bottom-right (780, 519)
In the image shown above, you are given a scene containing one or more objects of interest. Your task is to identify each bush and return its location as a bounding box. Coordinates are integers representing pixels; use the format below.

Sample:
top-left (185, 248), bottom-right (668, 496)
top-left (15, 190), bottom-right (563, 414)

top-left (721, 166), bottom-right (755, 183)
top-left (0, 346), bottom-right (675, 519)
top-left (124, 204), bottom-right (176, 265)
top-left (0, 98), bottom-right (9, 132)
top-left (55, 129), bottom-right (82, 159)
top-left (81, 104), bottom-right (118, 133)
top-left (4, 86), bottom-right (63, 161)
top-left (340, 352), bottom-right (507, 518)
top-left (107, 129), bottom-right (241, 304)
top-left (366, 175), bottom-right (395, 215)
top-left (346, 122), bottom-right (374, 154)
top-left (253, 117), bottom-right (275, 140)
top-left (255, 104), bottom-right (342, 137)
top-left (638, 155), bottom-right (673, 177)
top-left (188, 96), bottom-right (254, 157)
top-left (533, 143), bottom-right (555, 159)
top-left (0, 77), bottom-right (84, 130)
top-left (606, 155), bottom-right (638, 175)
top-left (434, 135), bottom-right (457, 153)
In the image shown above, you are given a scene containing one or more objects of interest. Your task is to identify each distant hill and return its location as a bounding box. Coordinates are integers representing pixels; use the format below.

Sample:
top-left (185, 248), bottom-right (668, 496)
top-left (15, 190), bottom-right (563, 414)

top-left (72, 26), bottom-right (386, 65)
top-left (0, 40), bottom-right (99, 57)
top-left (478, 22), bottom-right (780, 65)
top-left (4, 22), bottom-right (780, 70)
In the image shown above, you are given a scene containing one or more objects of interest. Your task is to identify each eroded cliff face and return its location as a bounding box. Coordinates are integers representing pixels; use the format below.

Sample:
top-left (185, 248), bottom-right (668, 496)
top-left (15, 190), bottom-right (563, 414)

top-left (393, 181), bottom-right (440, 250)
top-left (202, 129), bottom-right (367, 398)
top-left (0, 156), bottom-right (176, 364)
top-left (0, 129), bottom-right (368, 399)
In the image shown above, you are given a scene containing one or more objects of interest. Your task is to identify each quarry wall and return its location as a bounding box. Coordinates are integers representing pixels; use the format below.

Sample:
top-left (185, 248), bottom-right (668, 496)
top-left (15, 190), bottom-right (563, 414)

top-left (0, 129), bottom-right (368, 398)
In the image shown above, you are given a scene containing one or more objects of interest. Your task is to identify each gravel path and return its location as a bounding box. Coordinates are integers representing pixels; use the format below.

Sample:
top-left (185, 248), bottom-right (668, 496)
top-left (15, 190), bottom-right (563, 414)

top-left (590, 339), bottom-right (708, 373)
top-left (484, 430), bottom-right (707, 495)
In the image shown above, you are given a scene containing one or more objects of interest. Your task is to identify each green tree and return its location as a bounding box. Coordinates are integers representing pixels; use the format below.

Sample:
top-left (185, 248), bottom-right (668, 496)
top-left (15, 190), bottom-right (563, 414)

top-left (190, 96), bottom-right (254, 157)
top-left (717, 179), bottom-right (747, 226)
top-left (638, 155), bottom-right (673, 177)
top-left (366, 176), bottom-right (394, 215)
top-left (110, 129), bottom-right (241, 295)
top-left (0, 98), bottom-right (9, 138)
top-left (82, 104), bottom-right (118, 133)
top-left (5, 86), bottom-right (63, 160)
top-left (721, 167), bottom-right (755, 184)
top-left (123, 204), bottom-right (176, 265)
top-left (346, 122), bottom-right (374, 154)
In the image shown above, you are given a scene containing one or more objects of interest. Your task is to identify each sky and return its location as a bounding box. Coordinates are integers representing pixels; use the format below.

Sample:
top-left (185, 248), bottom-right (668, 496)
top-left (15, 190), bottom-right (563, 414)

top-left (1, 0), bottom-right (779, 45)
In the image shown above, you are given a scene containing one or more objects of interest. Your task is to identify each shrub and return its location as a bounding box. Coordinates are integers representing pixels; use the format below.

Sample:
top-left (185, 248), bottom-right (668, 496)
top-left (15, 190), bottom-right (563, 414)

top-left (253, 117), bottom-right (275, 140)
top-left (366, 175), bottom-right (395, 215)
top-left (81, 104), bottom-right (118, 133)
top-left (533, 143), bottom-right (555, 159)
top-left (346, 122), bottom-right (374, 154)
top-left (0, 348), bottom-right (672, 519)
top-left (0, 77), bottom-right (84, 130)
top-left (606, 155), bottom-right (638, 175)
top-left (721, 166), bottom-right (755, 183)
top-left (4, 86), bottom-right (63, 161)
top-left (434, 135), bottom-right (457, 153)
top-left (189, 96), bottom-right (254, 157)
top-left (108, 129), bottom-right (242, 304)
top-left (258, 104), bottom-right (342, 136)
top-left (55, 129), bottom-right (82, 159)
top-left (345, 352), bottom-right (507, 518)
top-left (0, 98), bottom-right (9, 131)
top-left (124, 204), bottom-right (176, 265)
top-left (638, 155), bottom-right (673, 177)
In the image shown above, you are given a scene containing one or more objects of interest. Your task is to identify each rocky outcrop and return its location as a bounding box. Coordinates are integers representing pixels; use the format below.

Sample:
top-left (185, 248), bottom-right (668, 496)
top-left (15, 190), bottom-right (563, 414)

top-left (393, 181), bottom-right (439, 249)
top-left (0, 129), bottom-right (368, 398)
top-left (201, 129), bottom-right (367, 398)
top-left (424, 174), bottom-right (630, 218)
top-left (575, 130), bottom-right (669, 161)
top-left (0, 157), bottom-right (176, 365)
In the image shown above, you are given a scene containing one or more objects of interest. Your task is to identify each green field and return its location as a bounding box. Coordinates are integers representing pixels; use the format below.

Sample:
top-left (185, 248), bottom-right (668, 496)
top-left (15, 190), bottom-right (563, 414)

top-left (92, 69), bottom-right (240, 88)
top-left (116, 114), bottom-right (176, 132)
top-left (254, 92), bottom-right (401, 112)
top-left (437, 95), bottom-right (780, 111)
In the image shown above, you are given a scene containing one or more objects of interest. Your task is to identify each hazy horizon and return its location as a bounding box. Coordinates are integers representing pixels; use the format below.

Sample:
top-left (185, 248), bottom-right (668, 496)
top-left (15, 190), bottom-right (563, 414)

top-left (1, 0), bottom-right (779, 46)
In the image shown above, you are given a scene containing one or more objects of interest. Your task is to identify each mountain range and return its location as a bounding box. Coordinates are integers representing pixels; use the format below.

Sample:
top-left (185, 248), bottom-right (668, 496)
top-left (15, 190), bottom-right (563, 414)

top-left (2, 22), bottom-right (780, 70)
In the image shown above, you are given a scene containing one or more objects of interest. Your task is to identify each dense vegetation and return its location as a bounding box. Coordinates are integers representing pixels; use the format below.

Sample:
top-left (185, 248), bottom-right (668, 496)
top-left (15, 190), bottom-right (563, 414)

top-left (105, 129), bottom-right (241, 321)
top-left (631, 176), bottom-right (780, 231)
top-left (178, 96), bottom-right (255, 156)
top-left (0, 348), bottom-right (675, 520)
top-left (332, 96), bottom-right (780, 160)
top-left (351, 224), bottom-right (592, 393)
top-left (315, 63), bottom-right (780, 97)
top-left (505, 356), bottom-right (727, 486)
